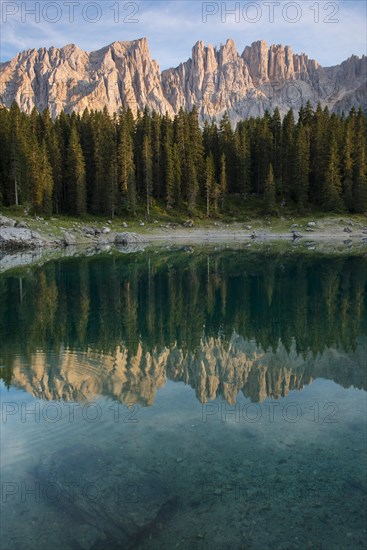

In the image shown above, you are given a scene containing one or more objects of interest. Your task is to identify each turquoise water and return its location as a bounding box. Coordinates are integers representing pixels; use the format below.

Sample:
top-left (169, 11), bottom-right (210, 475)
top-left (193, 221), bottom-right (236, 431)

top-left (0, 248), bottom-right (366, 549)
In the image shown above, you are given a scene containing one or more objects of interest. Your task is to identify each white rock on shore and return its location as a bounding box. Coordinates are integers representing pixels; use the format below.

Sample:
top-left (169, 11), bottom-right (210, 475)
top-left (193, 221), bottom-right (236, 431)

top-left (0, 227), bottom-right (43, 249)
top-left (0, 215), bottom-right (16, 227)
top-left (115, 232), bottom-right (145, 245)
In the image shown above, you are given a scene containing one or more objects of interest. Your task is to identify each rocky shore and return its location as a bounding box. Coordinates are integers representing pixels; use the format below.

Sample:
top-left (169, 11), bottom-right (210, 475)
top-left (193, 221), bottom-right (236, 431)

top-left (0, 214), bottom-right (148, 250)
top-left (1, 213), bottom-right (366, 273)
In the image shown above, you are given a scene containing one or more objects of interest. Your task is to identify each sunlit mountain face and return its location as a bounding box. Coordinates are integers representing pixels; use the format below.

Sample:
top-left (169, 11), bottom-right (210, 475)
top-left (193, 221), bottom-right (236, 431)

top-left (1, 248), bottom-right (366, 549)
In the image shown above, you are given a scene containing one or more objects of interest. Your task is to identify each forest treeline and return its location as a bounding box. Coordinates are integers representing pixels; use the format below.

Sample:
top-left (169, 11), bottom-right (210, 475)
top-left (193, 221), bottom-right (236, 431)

top-left (0, 102), bottom-right (366, 217)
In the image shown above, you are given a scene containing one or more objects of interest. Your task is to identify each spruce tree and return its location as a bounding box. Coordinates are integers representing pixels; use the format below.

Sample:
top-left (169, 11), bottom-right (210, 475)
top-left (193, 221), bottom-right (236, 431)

top-left (219, 153), bottom-right (227, 211)
top-left (164, 126), bottom-right (175, 210)
top-left (172, 143), bottom-right (182, 208)
top-left (118, 111), bottom-right (136, 213)
top-left (7, 103), bottom-right (28, 206)
top-left (342, 117), bottom-right (354, 210)
top-left (173, 108), bottom-right (187, 206)
top-left (204, 154), bottom-right (215, 217)
top-left (294, 124), bottom-right (310, 212)
top-left (152, 111), bottom-right (162, 198)
top-left (187, 107), bottom-right (203, 214)
top-left (219, 112), bottom-right (234, 191)
top-left (19, 122), bottom-right (50, 216)
top-left (311, 103), bottom-right (329, 205)
top-left (66, 124), bottom-right (86, 216)
top-left (36, 140), bottom-right (54, 215)
top-left (322, 138), bottom-right (343, 211)
top-left (92, 108), bottom-right (116, 217)
top-left (282, 109), bottom-right (295, 200)
top-left (235, 126), bottom-right (251, 196)
top-left (264, 163), bottom-right (276, 214)
top-left (270, 107), bottom-right (282, 192)
top-left (42, 108), bottom-right (62, 214)
top-left (143, 134), bottom-right (153, 217)
top-left (352, 108), bottom-right (367, 212)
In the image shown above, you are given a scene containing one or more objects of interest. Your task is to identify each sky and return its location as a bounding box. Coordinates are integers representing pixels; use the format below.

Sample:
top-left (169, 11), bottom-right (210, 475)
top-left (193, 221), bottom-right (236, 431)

top-left (0, 0), bottom-right (366, 67)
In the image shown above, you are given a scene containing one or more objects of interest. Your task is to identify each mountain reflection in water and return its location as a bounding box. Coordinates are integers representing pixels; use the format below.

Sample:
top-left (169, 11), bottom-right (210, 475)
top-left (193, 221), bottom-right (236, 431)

top-left (1, 249), bottom-right (366, 403)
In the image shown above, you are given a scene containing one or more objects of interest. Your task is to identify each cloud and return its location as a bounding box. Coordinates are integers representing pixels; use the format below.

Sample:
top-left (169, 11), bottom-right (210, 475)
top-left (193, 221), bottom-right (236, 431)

top-left (0, 1), bottom-right (365, 67)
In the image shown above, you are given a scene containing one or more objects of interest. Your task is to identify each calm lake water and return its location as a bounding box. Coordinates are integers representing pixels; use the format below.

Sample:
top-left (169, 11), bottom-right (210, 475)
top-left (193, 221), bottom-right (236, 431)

top-left (0, 247), bottom-right (366, 550)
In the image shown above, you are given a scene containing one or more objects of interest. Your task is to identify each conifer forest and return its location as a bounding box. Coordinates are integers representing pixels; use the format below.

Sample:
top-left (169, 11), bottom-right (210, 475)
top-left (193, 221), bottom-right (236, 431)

top-left (0, 101), bottom-right (366, 218)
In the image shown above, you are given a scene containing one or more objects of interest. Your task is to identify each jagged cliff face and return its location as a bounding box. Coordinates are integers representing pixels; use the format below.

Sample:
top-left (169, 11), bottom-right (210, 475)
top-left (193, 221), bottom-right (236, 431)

top-left (9, 334), bottom-right (366, 406)
top-left (0, 38), bottom-right (365, 121)
top-left (0, 38), bottom-right (174, 118)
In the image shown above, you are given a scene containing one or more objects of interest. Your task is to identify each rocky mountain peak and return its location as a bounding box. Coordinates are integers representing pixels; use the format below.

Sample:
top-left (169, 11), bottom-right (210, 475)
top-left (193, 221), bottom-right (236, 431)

top-left (219, 38), bottom-right (238, 64)
top-left (0, 37), bottom-right (365, 122)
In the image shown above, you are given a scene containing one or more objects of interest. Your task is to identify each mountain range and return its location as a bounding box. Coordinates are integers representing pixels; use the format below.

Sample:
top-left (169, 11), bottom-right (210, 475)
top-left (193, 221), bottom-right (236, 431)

top-left (0, 37), bottom-right (366, 122)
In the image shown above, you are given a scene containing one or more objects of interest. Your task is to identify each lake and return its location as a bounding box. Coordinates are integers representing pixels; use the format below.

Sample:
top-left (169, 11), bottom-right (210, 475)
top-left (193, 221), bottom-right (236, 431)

top-left (0, 246), bottom-right (366, 549)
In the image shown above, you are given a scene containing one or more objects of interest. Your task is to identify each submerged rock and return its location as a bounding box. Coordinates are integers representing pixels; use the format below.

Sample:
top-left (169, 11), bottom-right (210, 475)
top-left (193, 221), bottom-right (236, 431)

top-left (0, 227), bottom-right (43, 250)
top-left (36, 444), bottom-right (177, 549)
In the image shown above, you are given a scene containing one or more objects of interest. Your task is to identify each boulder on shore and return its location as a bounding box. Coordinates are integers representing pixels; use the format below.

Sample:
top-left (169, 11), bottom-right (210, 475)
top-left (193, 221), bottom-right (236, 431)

top-left (115, 232), bottom-right (144, 245)
top-left (0, 215), bottom-right (16, 227)
top-left (183, 220), bottom-right (194, 228)
top-left (63, 232), bottom-right (76, 246)
top-left (0, 227), bottom-right (43, 250)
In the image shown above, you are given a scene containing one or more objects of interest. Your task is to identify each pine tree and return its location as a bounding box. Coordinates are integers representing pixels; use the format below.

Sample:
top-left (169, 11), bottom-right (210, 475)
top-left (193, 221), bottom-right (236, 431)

top-left (164, 124), bottom-right (175, 210)
top-left (298, 101), bottom-right (314, 127)
top-left (257, 114), bottom-right (274, 195)
top-left (172, 143), bottom-right (182, 207)
top-left (342, 117), bottom-right (354, 210)
top-left (143, 134), bottom-right (153, 217)
top-left (118, 111), bottom-right (136, 213)
top-left (322, 138), bottom-right (343, 211)
top-left (6, 103), bottom-right (28, 206)
top-left (264, 164), bottom-right (276, 213)
top-left (219, 112), bottom-right (234, 191)
top-left (270, 107), bottom-right (282, 192)
top-left (29, 140), bottom-right (53, 215)
top-left (294, 124), bottom-right (310, 212)
top-left (352, 108), bottom-right (367, 212)
top-left (66, 124), bottom-right (86, 216)
top-left (204, 154), bottom-right (215, 217)
top-left (173, 108), bottom-right (187, 206)
top-left (187, 107), bottom-right (203, 214)
top-left (235, 125), bottom-right (251, 196)
top-left (36, 140), bottom-right (54, 215)
top-left (219, 153), bottom-right (227, 211)
top-left (311, 103), bottom-right (329, 205)
top-left (282, 109), bottom-right (295, 200)
top-left (41, 108), bottom-right (62, 214)
top-left (92, 108), bottom-right (116, 217)
top-left (151, 111), bottom-right (162, 199)
top-left (54, 110), bottom-right (71, 212)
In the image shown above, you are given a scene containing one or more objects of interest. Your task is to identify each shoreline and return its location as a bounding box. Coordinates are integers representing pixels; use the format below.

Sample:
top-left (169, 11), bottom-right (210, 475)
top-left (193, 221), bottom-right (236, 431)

top-left (1, 213), bottom-right (366, 273)
top-left (1, 231), bottom-right (366, 275)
